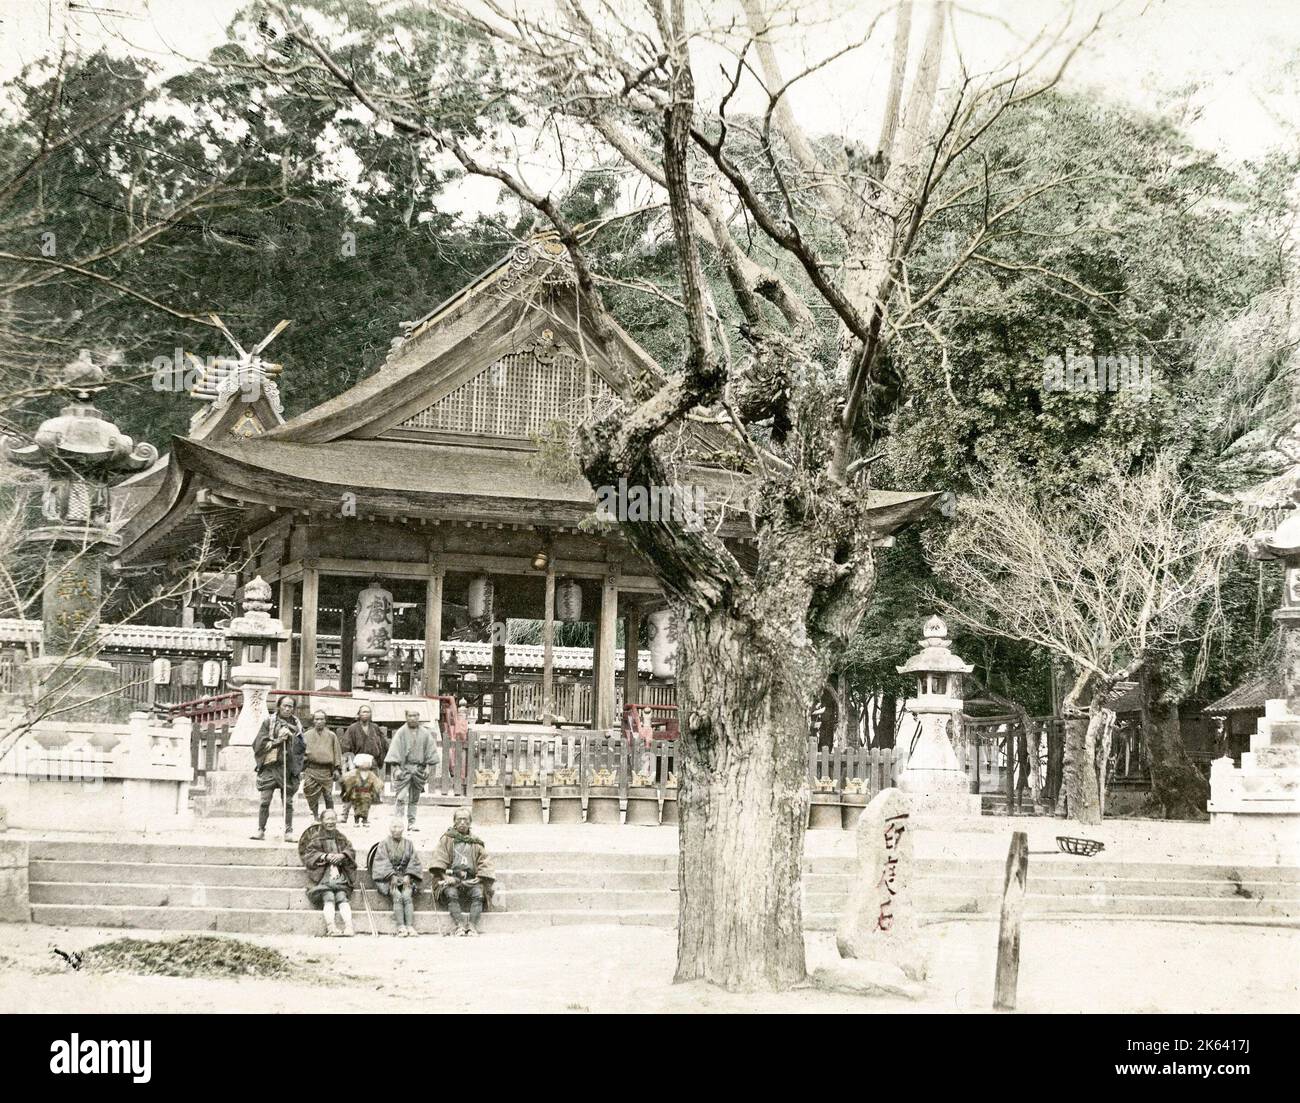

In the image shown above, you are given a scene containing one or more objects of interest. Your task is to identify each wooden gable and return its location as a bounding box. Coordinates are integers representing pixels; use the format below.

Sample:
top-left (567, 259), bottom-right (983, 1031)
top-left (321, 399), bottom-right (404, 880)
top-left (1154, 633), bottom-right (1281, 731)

top-left (384, 328), bottom-right (616, 444)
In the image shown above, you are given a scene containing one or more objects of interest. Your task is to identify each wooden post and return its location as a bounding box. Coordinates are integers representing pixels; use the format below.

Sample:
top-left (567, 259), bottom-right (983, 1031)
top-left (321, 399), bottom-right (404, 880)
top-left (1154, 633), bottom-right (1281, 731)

top-left (277, 578), bottom-right (296, 690)
top-left (993, 831), bottom-right (1029, 1011)
top-left (623, 602), bottom-right (640, 715)
top-left (595, 575), bottom-right (618, 730)
top-left (299, 566), bottom-right (319, 693)
top-left (339, 605), bottom-right (353, 692)
top-left (424, 566), bottom-right (444, 698)
top-left (491, 601), bottom-right (506, 724)
top-left (542, 561), bottom-right (555, 723)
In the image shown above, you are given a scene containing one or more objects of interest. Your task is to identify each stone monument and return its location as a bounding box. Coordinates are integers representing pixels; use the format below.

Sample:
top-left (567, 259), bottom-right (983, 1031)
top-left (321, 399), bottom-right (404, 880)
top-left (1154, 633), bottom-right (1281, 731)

top-left (1208, 489), bottom-right (1300, 858)
top-left (812, 787), bottom-right (926, 998)
top-left (196, 576), bottom-right (290, 816)
top-left (895, 616), bottom-right (982, 817)
top-left (3, 351), bottom-right (158, 722)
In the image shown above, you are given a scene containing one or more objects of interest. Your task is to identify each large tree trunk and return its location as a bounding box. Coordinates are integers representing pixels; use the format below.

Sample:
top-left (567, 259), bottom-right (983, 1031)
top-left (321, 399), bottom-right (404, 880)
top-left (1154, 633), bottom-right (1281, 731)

top-left (1061, 673), bottom-right (1103, 824)
top-left (674, 612), bottom-right (811, 991)
top-left (1142, 666), bottom-right (1209, 819)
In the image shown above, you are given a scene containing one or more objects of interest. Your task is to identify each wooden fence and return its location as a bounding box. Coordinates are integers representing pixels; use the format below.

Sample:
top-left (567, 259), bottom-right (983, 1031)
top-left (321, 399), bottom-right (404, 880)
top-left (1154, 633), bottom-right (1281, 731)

top-left (807, 743), bottom-right (898, 795)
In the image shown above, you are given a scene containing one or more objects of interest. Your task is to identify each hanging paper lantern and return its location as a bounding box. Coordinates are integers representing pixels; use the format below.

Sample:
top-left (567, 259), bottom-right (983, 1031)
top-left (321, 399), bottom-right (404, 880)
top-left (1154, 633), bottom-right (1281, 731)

top-left (467, 575), bottom-right (494, 621)
top-left (151, 657), bottom-right (172, 685)
top-left (556, 578), bottom-right (582, 622)
top-left (180, 659), bottom-right (199, 685)
top-left (354, 577), bottom-right (394, 659)
top-left (201, 659), bottom-right (222, 688)
top-left (647, 608), bottom-right (676, 678)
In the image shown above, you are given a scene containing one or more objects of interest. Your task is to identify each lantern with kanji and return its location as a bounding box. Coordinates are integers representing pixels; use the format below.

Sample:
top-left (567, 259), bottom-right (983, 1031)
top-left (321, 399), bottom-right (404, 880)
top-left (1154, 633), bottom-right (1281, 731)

top-left (556, 578), bottom-right (582, 622)
top-left (354, 577), bottom-right (394, 659)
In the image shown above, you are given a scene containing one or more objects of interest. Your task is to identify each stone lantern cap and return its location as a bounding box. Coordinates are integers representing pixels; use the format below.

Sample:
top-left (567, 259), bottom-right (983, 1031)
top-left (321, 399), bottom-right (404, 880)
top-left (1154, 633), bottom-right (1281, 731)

top-left (1248, 495), bottom-right (1300, 561)
top-left (3, 351), bottom-right (158, 477)
top-left (897, 615), bottom-right (974, 676)
top-left (225, 576), bottom-right (288, 643)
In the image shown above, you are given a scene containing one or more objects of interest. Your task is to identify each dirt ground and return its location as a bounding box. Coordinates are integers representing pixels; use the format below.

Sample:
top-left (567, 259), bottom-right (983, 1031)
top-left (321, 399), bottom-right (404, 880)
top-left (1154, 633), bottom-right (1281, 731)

top-left (2, 918), bottom-right (1295, 1014)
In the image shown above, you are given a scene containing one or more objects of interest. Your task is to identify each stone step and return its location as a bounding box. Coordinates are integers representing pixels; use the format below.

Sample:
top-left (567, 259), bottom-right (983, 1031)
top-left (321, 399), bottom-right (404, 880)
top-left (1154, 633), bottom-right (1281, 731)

top-left (28, 881), bottom-right (682, 913)
top-left (29, 903), bottom-right (679, 934)
top-left (26, 840), bottom-right (678, 872)
top-left (803, 872), bottom-right (1300, 898)
top-left (28, 859), bottom-right (680, 892)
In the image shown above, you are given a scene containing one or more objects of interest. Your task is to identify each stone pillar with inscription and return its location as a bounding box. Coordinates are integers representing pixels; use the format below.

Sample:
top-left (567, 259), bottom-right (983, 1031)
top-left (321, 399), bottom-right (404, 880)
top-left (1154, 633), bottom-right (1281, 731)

top-left (3, 353), bottom-right (158, 722)
top-left (1208, 491), bottom-right (1300, 858)
top-left (196, 576), bottom-right (290, 816)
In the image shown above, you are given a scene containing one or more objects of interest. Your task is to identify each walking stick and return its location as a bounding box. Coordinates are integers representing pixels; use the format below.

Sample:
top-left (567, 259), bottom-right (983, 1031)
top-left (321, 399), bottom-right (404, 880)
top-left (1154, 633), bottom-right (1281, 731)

top-left (282, 724), bottom-right (290, 840)
top-left (358, 880), bottom-right (378, 936)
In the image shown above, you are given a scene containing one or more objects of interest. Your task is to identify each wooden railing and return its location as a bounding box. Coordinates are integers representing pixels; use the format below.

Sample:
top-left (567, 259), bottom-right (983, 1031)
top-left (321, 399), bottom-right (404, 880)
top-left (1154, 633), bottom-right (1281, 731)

top-left (807, 742), bottom-right (898, 796)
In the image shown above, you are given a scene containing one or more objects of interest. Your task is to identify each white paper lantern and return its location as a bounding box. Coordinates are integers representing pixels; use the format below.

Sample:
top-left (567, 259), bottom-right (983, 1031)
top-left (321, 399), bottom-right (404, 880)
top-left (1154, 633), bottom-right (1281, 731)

top-left (556, 578), bottom-right (582, 621)
top-left (151, 657), bottom-right (172, 685)
top-left (201, 659), bottom-right (222, 688)
top-left (467, 575), bottom-right (494, 621)
top-left (647, 608), bottom-right (676, 678)
top-left (354, 578), bottom-right (394, 658)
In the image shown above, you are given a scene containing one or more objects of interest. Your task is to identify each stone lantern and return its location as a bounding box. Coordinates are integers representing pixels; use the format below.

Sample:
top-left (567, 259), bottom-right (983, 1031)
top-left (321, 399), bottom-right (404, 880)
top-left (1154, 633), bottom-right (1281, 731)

top-left (198, 576), bottom-right (290, 816)
top-left (895, 615), bottom-right (980, 815)
top-left (1208, 487), bottom-right (1300, 851)
top-left (3, 351), bottom-right (158, 721)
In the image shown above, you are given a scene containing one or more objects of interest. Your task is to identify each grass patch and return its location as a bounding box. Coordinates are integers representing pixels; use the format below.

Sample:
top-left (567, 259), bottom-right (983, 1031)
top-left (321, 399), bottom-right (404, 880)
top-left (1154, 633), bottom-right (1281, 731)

top-left (81, 936), bottom-right (298, 979)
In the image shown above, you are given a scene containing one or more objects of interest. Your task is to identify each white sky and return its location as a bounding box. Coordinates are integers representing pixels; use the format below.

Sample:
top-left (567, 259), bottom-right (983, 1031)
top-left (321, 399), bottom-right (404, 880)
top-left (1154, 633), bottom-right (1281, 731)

top-left (0, 0), bottom-right (1296, 197)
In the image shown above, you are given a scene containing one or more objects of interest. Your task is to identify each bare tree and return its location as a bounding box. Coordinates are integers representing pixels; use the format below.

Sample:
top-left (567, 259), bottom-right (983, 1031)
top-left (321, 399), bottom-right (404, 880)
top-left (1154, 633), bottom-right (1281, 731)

top-left (248, 0), bottom-right (1104, 988)
top-left (929, 458), bottom-right (1241, 824)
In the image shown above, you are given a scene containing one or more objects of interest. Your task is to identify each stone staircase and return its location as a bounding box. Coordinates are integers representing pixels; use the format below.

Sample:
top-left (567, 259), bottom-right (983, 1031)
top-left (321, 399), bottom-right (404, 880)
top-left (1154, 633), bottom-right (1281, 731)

top-left (24, 840), bottom-right (1300, 934)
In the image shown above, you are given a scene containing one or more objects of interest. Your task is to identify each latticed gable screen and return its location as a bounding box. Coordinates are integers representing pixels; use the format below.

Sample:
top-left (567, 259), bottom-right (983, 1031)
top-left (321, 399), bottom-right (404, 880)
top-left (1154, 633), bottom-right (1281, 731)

top-left (397, 334), bottom-right (614, 438)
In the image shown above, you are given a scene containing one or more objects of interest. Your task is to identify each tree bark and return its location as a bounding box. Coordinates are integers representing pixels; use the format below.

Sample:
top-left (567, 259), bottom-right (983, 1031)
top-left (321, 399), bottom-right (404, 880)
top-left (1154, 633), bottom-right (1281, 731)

top-left (1061, 672), bottom-right (1103, 824)
top-left (876, 691), bottom-right (897, 749)
top-left (1142, 666), bottom-right (1209, 819)
top-left (674, 611), bottom-right (811, 991)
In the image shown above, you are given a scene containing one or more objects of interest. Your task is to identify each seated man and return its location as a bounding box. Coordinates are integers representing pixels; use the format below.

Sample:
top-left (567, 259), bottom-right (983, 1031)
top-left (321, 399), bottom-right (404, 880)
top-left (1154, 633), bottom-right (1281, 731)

top-left (371, 820), bottom-right (424, 937)
top-left (430, 808), bottom-right (496, 936)
top-left (340, 752), bottom-right (384, 826)
top-left (302, 810), bottom-right (357, 937)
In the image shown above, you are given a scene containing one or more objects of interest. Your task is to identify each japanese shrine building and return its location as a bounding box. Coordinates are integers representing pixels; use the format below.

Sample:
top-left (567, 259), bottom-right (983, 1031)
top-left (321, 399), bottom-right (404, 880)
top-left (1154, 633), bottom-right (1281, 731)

top-left (117, 236), bottom-right (938, 730)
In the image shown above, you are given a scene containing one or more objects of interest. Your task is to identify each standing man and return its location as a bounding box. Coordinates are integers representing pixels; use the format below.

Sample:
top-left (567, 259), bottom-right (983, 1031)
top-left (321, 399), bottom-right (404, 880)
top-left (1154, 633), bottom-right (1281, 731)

top-left (370, 819), bottom-right (424, 936)
top-left (430, 808), bottom-right (496, 936)
top-left (384, 707), bottom-right (440, 832)
top-left (340, 704), bottom-right (386, 773)
top-left (251, 695), bottom-right (305, 842)
top-left (302, 810), bottom-right (357, 937)
top-left (302, 709), bottom-right (343, 822)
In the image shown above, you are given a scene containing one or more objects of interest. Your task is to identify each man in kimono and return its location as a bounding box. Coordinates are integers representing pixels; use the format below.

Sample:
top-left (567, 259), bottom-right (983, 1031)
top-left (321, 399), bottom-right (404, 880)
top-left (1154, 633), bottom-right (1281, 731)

top-left (371, 819), bottom-right (424, 936)
top-left (384, 708), bottom-right (440, 831)
top-left (339, 704), bottom-right (386, 772)
top-left (251, 695), bottom-right (305, 841)
top-left (302, 709), bottom-right (343, 822)
top-left (430, 808), bottom-right (496, 936)
top-left (302, 810), bottom-right (357, 937)
top-left (340, 752), bottom-right (384, 826)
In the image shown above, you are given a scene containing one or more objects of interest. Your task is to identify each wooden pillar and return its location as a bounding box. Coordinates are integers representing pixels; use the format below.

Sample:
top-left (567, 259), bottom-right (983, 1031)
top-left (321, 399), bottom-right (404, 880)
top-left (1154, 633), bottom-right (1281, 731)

top-left (623, 602), bottom-right (640, 711)
top-left (491, 604), bottom-right (507, 724)
top-left (299, 567), bottom-right (319, 693)
top-left (542, 561), bottom-right (555, 723)
top-left (339, 605), bottom-right (354, 692)
top-left (596, 575), bottom-right (618, 730)
top-left (277, 578), bottom-right (296, 690)
top-left (423, 567), bottom-right (444, 697)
